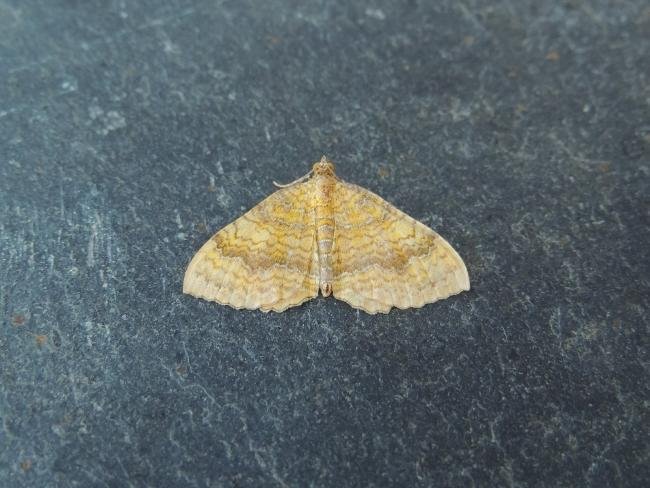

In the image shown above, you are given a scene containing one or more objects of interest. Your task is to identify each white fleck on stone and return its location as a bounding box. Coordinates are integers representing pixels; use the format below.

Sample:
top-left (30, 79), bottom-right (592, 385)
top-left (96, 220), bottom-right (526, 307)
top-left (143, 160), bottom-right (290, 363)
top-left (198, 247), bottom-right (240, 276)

top-left (61, 79), bottom-right (78, 92)
top-left (90, 106), bottom-right (127, 134)
top-left (210, 69), bottom-right (228, 80)
top-left (365, 8), bottom-right (386, 20)
top-left (104, 111), bottom-right (126, 132)
top-left (89, 105), bottom-right (104, 120)
top-left (215, 186), bottom-right (232, 208)
top-left (87, 222), bottom-right (97, 268)
top-left (163, 39), bottom-right (180, 54)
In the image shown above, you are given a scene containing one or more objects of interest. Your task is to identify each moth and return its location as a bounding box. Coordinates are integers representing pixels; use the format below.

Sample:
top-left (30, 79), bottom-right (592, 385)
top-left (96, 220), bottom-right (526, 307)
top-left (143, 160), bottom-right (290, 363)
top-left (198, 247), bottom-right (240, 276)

top-left (183, 157), bottom-right (469, 313)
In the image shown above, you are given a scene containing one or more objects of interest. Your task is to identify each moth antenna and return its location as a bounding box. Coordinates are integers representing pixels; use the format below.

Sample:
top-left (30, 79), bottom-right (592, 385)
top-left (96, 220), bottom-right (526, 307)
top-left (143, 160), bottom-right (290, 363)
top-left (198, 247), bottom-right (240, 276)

top-left (273, 170), bottom-right (312, 188)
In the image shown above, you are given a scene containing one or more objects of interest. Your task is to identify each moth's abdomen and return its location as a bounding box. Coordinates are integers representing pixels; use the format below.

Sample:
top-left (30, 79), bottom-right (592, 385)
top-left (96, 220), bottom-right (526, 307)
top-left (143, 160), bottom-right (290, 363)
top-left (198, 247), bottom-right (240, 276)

top-left (315, 176), bottom-right (336, 296)
top-left (316, 216), bottom-right (334, 295)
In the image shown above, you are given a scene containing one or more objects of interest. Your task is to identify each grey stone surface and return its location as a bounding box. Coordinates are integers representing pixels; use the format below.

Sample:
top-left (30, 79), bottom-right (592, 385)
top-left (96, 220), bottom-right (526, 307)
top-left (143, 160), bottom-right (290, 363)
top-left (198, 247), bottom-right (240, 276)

top-left (1, 0), bottom-right (649, 486)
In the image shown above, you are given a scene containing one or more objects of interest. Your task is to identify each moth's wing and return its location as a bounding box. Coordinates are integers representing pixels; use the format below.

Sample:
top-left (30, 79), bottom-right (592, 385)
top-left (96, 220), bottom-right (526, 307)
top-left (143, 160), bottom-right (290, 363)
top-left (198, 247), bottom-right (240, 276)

top-left (331, 181), bottom-right (469, 314)
top-left (183, 181), bottom-right (319, 312)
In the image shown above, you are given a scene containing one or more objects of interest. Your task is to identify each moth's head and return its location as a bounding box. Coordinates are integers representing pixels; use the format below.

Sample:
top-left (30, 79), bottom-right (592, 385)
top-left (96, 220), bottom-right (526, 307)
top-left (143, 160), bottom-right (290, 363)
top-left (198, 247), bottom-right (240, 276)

top-left (312, 156), bottom-right (336, 176)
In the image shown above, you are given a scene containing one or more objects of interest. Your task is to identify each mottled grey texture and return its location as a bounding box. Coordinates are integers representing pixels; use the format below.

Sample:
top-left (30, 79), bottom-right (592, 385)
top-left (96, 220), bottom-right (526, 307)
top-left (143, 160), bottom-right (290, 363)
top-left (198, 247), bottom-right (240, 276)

top-left (1, 0), bottom-right (649, 487)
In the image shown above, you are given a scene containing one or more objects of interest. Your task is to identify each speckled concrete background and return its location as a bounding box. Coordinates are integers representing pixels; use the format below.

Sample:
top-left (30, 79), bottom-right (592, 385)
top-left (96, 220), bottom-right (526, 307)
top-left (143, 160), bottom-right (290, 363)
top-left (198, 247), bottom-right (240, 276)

top-left (1, 1), bottom-right (649, 487)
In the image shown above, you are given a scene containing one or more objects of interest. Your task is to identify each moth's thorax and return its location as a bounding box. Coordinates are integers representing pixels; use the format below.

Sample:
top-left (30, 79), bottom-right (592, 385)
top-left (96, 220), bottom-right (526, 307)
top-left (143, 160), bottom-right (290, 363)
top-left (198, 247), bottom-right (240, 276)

top-left (313, 173), bottom-right (336, 206)
top-left (313, 173), bottom-right (336, 296)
